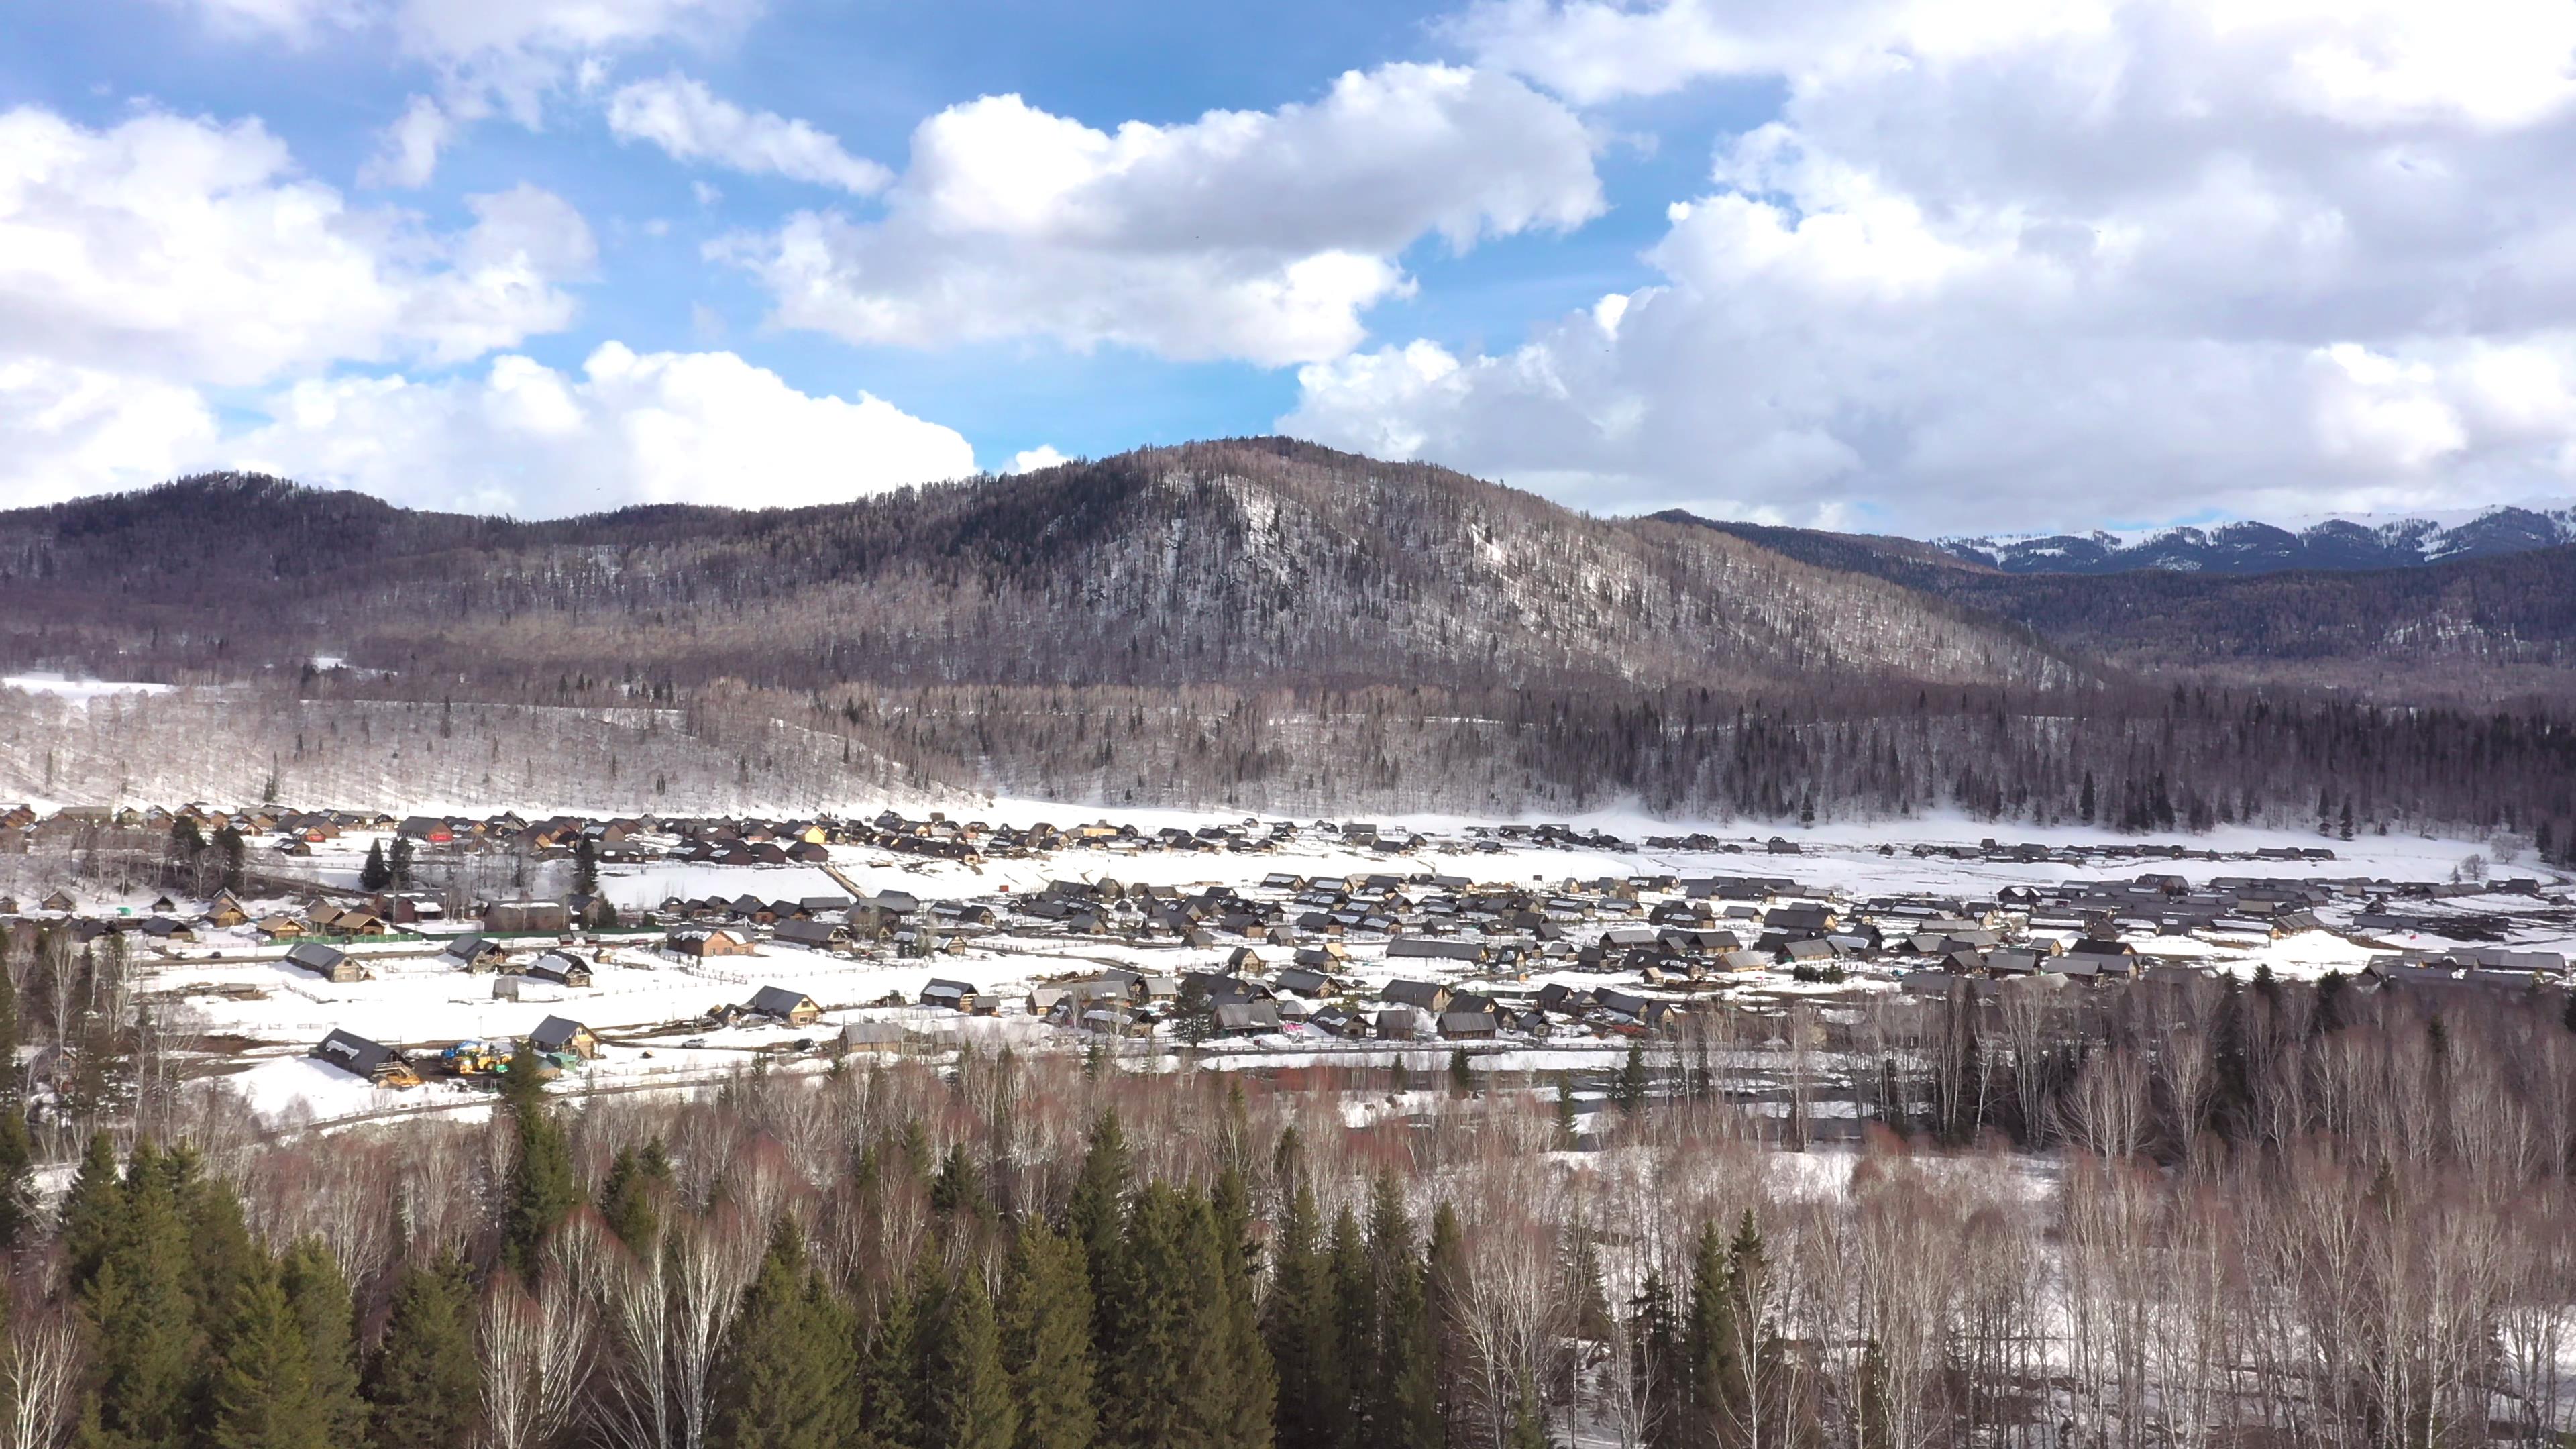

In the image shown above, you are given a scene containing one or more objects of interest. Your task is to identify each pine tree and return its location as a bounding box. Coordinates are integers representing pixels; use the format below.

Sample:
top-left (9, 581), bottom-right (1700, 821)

top-left (600, 1140), bottom-right (673, 1250)
top-left (210, 1253), bottom-right (326, 1449)
top-left (360, 840), bottom-right (391, 892)
top-left (278, 1240), bottom-right (367, 1446)
top-left (932, 1142), bottom-right (994, 1225)
top-left (1426, 1203), bottom-right (1470, 1449)
top-left (929, 1264), bottom-right (1017, 1449)
top-left (714, 1220), bottom-right (861, 1449)
top-left (0, 963), bottom-right (31, 1250)
top-left (176, 1149), bottom-right (259, 1350)
top-left (1635, 1271), bottom-right (1682, 1449)
top-left (1719, 1212), bottom-right (1770, 1449)
top-left (1682, 1222), bottom-right (1738, 1449)
top-left (1324, 1208), bottom-right (1370, 1449)
top-left (1205, 1175), bottom-right (1275, 1449)
top-left (364, 1255), bottom-right (480, 1449)
top-left (1002, 1218), bottom-right (1097, 1449)
top-left (1365, 1176), bottom-right (1438, 1449)
top-left (59, 1133), bottom-right (123, 1288)
top-left (502, 1040), bottom-right (578, 1275)
top-left (1108, 1184), bottom-right (1227, 1449)
top-left (1067, 1111), bottom-right (1131, 1342)
top-left (572, 835), bottom-right (600, 900)
top-left (214, 825), bottom-right (245, 891)
top-left (1613, 1040), bottom-right (1651, 1114)
top-left (862, 1252), bottom-right (928, 1449)
top-left (1265, 1175), bottom-right (1333, 1449)
top-left (81, 1142), bottom-right (204, 1449)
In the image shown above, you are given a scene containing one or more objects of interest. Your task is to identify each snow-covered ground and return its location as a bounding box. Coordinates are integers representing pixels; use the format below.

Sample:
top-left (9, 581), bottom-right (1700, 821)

top-left (44, 808), bottom-right (2563, 1128)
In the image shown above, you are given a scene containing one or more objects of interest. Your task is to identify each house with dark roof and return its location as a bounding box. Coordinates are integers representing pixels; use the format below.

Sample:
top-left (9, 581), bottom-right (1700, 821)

top-left (311, 1029), bottom-right (418, 1085)
top-left (528, 1016), bottom-right (599, 1058)
top-left (284, 941), bottom-right (362, 983)
top-left (747, 986), bottom-right (822, 1024)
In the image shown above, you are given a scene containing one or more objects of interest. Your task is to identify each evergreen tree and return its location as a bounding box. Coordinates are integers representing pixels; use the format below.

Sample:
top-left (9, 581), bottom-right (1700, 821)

top-left (1325, 1208), bottom-right (1371, 1449)
top-left (1265, 1176), bottom-right (1334, 1449)
top-left (572, 835), bottom-right (600, 900)
top-left (81, 1142), bottom-right (203, 1449)
top-left (1552, 1075), bottom-right (1578, 1149)
top-left (210, 1253), bottom-right (325, 1449)
top-left (1719, 1212), bottom-right (1770, 1449)
top-left (502, 1040), bottom-right (579, 1275)
top-left (599, 1140), bottom-right (674, 1251)
top-left (1426, 1203), bottom-right (1470, 1449)
top-left (2313, 971), bottom-right (2351, 1038)
top-left (862, 1252), bottom-right (928, 1449)
top-left (1205, 1175), bottom-right (1275, 1449)
top-left (388, 833), bottom-right (415, 888)
top-left (365, 1256), bottom-right (481, 1449)
top-left (1448, 1048), bottom-right (1472, 1095)
top-left (928, 1264), bottom-right (1017, 1449)
top-left (278, 1240), bottom-right (367, 1446)
top-left (932, 1142), bottom-right (994, 1225)
top-left (214, 825), bottom-right (245, 892)
top-left (2078, 769), bottom-right (2096, 824)
top-left (1364, 1177), bottom-right (1438, 1449)
top-left (0, 963), bottom-right (30, 1249)
top-left (1108, 1184), bottom-right (1224, 1449)
top-left (1002, 1218), bottom-right (1097, 1449)
top-left (359, 841), bottom-right (391, 892)
top-left (58, 1133), bottom-right (123, 1288)
top-left (1634, 1272), bottom-right (1682, 1449)
top-left (1682, 1223), bottom-right (1738, 1449)
top-left (175, 1149), bottom-right (259, 1352)
top-left (1067, 1111), bottom-right (1131, 1337)
top-left (1613, 1041), bottom-right (1651, 1114)
top-left (714, 1220), bottom-right (861, 1449)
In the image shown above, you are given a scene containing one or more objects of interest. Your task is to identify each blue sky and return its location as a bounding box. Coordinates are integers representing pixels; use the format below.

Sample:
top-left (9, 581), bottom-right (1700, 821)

top-left (4, 0), bottom-right (2574, 531)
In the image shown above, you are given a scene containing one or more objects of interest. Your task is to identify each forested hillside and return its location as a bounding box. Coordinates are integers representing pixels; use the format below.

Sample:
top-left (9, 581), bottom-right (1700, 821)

top-left (0, 440), bottom-right (2567, 830)
top-left (0, 441), bottom-right (2072, 696)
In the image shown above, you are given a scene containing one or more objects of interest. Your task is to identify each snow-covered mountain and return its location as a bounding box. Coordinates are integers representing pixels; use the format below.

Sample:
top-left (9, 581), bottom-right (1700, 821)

top-left (1937, 504), bottom-right (2576, 575)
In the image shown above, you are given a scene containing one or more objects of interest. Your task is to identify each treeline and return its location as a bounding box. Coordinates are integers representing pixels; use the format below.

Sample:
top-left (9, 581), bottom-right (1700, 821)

top-left (0, 975), bottom-right (2567, 1448)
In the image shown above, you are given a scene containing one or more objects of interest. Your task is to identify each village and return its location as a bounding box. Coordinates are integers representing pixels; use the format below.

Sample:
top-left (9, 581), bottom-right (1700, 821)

top-left (3, 800), bottom-right (2569, 1128)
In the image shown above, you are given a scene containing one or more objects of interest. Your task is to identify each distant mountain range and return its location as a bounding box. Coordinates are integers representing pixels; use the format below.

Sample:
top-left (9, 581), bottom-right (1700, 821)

top-left (1931, 504), bottom-right (2576, 575)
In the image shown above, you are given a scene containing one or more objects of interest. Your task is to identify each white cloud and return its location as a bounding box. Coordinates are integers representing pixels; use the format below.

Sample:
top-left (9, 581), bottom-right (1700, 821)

top-left (1288, 0), bottom-right (2576, 529)
top-left (0, 360), bottom-right (221, 508)
top-left (717, 63), bottom-right (1603, 366)
top-left (608, 73), bottom-right (892, 193)
top-left (0, 106), bottom-right (592, 388)
top-left (1005, 445), bottom-right (1068, 474)
top-left (359, 94), bottom-right (454, 188)
top-left (219, 343), bottom-right (976, 515)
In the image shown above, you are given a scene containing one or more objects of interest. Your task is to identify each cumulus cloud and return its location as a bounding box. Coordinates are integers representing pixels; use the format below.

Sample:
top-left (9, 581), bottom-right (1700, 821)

top-left (1289, 0), bottom-right (2576, 529)
top-left (0, 360), bottom-right (222, 508)
top-left (717, 63), bottom-right (1603, 366)
top-left (359, 94), bottom-right (455, 188)
top-left (0, 106), bottom-right (592, 388)
top-left (1005, 445), bottom-right (1068, 474)
top-left (219, 343), bottom-right (976, 515)
top-left (608, 73), bottom-right (892, 193)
